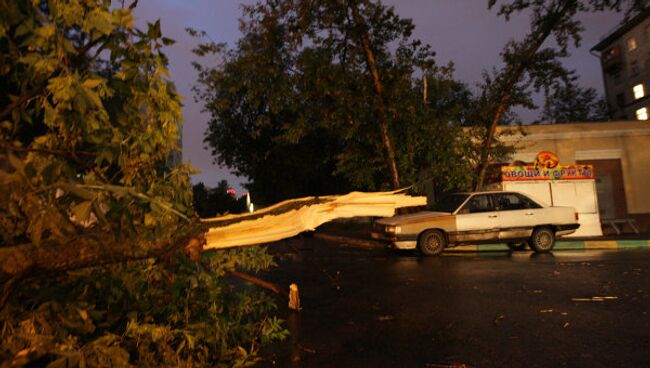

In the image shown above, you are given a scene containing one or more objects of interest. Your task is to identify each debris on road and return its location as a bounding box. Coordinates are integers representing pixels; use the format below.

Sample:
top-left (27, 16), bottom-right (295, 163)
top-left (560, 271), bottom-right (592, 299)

top-left (295, 344), bottom-right (316, 354)
top-left (289, 283), bottom-right (301, 310)
top-left (571, 296), bottom-right (619, 302)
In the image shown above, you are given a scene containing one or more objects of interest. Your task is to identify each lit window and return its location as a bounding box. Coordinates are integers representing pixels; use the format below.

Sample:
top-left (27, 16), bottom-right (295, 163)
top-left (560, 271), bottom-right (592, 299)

top-left (636, 107), bottom-right (648, 120)
top-left (633, 84), bottom-right (645, 99)
top-left (627, 37), bottom-right (637, 51)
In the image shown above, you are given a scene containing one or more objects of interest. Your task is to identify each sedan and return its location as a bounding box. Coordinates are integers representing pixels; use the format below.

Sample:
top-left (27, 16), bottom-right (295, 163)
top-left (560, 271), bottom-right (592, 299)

top-left (371, 191), bottom-right (580, 256)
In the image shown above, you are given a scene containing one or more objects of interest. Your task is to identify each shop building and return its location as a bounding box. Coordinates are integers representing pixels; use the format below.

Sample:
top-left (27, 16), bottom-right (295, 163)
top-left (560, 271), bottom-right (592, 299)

top-left (500, 121), bottom-right (650, 232)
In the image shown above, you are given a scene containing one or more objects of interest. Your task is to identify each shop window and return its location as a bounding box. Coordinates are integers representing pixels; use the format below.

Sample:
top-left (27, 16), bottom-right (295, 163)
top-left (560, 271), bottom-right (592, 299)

top-left (636, 107), bottom-right (648, 120)
top-left (627, 37), bottom-right (637, 51)
top-left (633, 83), bottom-right (645, 99)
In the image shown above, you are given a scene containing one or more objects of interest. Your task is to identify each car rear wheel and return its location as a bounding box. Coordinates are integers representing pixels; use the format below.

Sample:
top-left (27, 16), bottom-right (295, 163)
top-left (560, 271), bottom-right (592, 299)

top-left (529, 227), bottom-right (555, 253)
top-left (418, 230), bottom-right (447, 256)
top-left (507, 242), bottom-right (527, 251)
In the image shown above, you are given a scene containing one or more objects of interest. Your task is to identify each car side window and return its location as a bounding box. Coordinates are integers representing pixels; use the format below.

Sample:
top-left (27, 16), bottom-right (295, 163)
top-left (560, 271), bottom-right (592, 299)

top-left (494, 193), bottom-right (521, 210)
top-left (494, 193), bottom-right (542, 210)
top-left (515, 193), bottom-right (542, 209)
top-left (461, 195), bottom-right (493, 213)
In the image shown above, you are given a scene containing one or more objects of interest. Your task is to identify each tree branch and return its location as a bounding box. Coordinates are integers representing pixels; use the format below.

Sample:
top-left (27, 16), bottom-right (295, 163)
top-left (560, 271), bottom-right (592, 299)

top-left (229, 270), bottom-right (289, 298)
top-left (347, 0), bottom-right (400, 189)
top-left (0, 89), bottom-right (42, 122)
top-left (474, 1), bottom-right (573, 190)
top-left (0, 224), bottom-right (204, 285)
top-left (1, 142), bottom-right (95, 160)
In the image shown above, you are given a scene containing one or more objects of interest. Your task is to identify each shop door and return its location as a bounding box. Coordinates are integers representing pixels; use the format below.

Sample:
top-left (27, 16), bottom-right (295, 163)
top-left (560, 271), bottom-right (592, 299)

top-left (576, 159), bottom-right (627, 220)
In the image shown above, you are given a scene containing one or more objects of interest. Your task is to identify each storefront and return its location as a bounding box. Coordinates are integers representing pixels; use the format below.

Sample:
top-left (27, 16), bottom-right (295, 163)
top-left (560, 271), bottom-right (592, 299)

top-left (499, 121), bottom-right (650, 233)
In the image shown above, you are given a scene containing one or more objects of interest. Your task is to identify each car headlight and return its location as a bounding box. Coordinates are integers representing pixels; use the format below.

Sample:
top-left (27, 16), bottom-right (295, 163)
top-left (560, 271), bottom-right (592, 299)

top-left (385, 225), bottom-right (401, 234)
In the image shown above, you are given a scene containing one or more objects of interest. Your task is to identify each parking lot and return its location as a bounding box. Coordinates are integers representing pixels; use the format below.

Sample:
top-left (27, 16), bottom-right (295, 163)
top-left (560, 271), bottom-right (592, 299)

top-left (260, 234), bottom-right (650, 367)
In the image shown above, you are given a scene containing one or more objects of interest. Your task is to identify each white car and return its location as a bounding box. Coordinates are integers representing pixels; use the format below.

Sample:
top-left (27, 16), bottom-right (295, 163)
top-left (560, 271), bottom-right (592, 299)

top-left (371, 191), bottom-right (580, 256)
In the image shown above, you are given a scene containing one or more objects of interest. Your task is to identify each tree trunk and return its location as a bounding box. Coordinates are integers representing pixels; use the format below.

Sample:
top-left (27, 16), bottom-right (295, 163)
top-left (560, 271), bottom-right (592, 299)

top-left (474, 94), bottom-right (509, 191)
top-left (473, 3), bottom-right (569, 191)
top-left (0, 226), bottom-right (203, 281)
top-left (348, 1), bottom-right (400, 189)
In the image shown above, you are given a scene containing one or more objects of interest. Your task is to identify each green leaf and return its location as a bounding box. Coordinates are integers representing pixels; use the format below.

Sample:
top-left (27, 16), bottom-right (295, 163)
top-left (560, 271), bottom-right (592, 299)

top-left (87, 9), bottom-right (115, 37)
top-left (161, 37), bottom-right (176, 46)
top-left (82, 78), bottom-right (103, 89)
top-left (72, 201), bottom-right (93, 222)
top-left (14, 21), bottom-right (33, 37)
top-left (148, 19), bottom-right (162, 39)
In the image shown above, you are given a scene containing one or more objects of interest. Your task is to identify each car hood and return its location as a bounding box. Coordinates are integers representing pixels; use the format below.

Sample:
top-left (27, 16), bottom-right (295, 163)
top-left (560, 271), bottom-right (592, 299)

top-left (376, 211), bottom-right (452, 226)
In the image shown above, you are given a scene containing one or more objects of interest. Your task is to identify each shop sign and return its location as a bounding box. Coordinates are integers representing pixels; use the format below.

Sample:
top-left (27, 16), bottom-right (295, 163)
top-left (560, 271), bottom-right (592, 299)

top-left (502, 151), bottom-right (594, 181)
top-left (502, 165), bottom-right (594, 181)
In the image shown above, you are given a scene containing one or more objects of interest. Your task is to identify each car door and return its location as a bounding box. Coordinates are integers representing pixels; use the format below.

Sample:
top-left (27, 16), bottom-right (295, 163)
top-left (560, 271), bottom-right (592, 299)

top-left (454, 194), bottom-right (500, 242)
top-left (494, 192), bottom-right (541, 240)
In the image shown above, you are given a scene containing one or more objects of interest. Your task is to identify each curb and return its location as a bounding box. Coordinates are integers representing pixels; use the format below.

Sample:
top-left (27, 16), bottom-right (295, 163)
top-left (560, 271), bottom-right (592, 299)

top-left (444, 239), bottom-right (650, 252)
top-left (315, 232), bottom-right (650, 252)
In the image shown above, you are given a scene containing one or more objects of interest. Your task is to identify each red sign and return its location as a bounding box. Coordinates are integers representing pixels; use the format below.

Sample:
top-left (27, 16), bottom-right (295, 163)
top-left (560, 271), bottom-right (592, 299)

top-left (534, 151), bottom-right (559, 169)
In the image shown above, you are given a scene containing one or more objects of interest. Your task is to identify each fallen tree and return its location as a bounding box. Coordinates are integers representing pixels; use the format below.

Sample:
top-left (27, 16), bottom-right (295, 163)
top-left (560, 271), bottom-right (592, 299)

top-left (202, 190), bottom-right (425, 250)
top-left (0, 190), bottom-right (424, 281)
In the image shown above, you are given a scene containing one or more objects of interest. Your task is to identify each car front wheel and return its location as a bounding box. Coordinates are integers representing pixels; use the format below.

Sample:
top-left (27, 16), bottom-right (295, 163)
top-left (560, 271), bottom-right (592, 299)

top-left (418, 230), bottom-right (447, 256)
top-left (529, 227), bottom-right (555, 253)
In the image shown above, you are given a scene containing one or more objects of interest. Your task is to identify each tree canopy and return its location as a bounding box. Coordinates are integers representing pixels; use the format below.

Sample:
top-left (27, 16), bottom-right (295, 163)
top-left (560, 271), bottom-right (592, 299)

top-left (540, 81), bottom-right (609, 123)
top-left (192, 0), bottom-right (477, 203)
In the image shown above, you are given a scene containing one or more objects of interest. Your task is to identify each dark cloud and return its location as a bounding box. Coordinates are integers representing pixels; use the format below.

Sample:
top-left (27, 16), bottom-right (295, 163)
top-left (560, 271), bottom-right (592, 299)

top-left (131, 0), bottom-right (621, 193)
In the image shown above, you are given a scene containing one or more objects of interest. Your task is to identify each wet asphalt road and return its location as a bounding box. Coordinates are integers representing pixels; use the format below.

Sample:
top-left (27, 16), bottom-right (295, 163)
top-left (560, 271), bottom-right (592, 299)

top-left (260, 237), bottom-right (650, 367)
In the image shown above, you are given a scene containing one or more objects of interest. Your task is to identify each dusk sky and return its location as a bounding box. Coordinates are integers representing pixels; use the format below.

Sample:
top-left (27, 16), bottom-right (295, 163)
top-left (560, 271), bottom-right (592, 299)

top-left (131, 1), bottom-right (622, 193)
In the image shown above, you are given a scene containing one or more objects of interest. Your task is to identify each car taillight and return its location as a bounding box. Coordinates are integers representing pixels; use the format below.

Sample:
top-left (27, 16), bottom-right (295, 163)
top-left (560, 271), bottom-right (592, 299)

top-left (575, 212), bottom-right (579, 221)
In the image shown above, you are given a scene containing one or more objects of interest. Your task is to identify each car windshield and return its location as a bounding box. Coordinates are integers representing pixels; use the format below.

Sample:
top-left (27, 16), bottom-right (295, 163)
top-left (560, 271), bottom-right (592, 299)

top-left (427, 194), bottom-right (470, 213)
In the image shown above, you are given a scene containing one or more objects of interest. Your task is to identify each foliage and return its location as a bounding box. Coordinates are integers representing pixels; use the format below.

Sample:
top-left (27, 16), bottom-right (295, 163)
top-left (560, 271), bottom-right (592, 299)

top-left (192, 0), bottom-right (476, 202)
top-left (1, 248), bottom-right (286, 367)
top-left (0, 0), bottom-right (191, 246)
top-left (0, 1), bottom-right (286, 366)
top-left (540, 81), bottom-right (609, 123)
top-left (193, 180), bottom-right (248, 217)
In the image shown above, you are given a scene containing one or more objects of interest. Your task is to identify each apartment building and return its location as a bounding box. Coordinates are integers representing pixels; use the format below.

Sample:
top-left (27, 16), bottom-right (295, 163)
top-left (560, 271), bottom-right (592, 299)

top-left (592, 9), bottom-right (650, 121)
